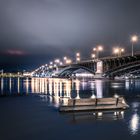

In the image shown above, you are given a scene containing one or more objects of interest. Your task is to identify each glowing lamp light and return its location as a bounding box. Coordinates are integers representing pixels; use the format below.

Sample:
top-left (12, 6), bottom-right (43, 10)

top-left (66, 59), bottom-right (72, 64)
top-left (131, 35), bottom-right (138, 43)
top-left (60, 62), bottom-right (63, 65)
top-left (49, 65), bottom-right (53, 69)
top-left (113, 47), bottom-right (125, 57)
top-left (76, 57), bottom-right (80, 61)
top-left (50, 62), bottom-right (53, 65)
top-left (93, 45), bottom-right (103, 59)
top-left (63, 56), bottom-right (67, 60)
top-left (91, 54), bottom-right (95, 58)
top-left (93, 48), bottom-right (96, 51)
top-left (53, 64), bottom-right (57, 67)
top-left (76, 53), bottom-right (80, 57)
top-left (114, 48), bottom-right (119, 54)
top-left (98, 45), bottom-right (103, 51)
top-left (55, 59), bottom-right (60, 63)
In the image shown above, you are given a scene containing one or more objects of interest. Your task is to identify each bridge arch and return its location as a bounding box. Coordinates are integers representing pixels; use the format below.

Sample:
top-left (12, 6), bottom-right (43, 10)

top-left (58, 65), bottom-right (95, 77)
top-left (104, 60), bottom-right (140, 77)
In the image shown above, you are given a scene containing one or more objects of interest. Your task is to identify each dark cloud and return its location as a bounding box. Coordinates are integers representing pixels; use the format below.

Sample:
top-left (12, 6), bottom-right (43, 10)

top-left (0, 0), bottom-right (140, 71)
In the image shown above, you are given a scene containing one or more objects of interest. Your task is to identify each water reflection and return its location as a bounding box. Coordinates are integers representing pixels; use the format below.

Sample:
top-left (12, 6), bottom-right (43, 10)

top-left (9, 77), bottom-right (12, 93)
top-left (125, 79), bottom-right (140, 92)
top-left (1, 78), bottom-right (3, 94)
top-left (95, 80), bottom-right (103, 98)
top-left (129, 102), bottom-right (140, 135)
top-left (1, 77), bottom-right (140, 136)
top-left (25, 78), bottom-right (29, 94)
top-left (1, 78), bottom-right (140, 98)
top-left (63, 110), bottom-right (125, 123)
top-left (17, 77), bottom-right (20, 93)
top-left (130, 113), bottom-right (139, 135)
top-left (1, 77), bottom-right (140, 99)
top-left (75, 79), bottom-right (80, 99)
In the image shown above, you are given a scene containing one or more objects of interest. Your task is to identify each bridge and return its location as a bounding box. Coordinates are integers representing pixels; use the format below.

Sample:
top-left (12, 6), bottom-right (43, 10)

top-left (32, 53), bottom-right (140, 78)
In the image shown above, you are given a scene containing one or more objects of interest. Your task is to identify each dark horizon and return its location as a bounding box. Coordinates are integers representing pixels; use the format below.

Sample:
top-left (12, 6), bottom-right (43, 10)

top-left (1, 0), bottom-right (140, 72)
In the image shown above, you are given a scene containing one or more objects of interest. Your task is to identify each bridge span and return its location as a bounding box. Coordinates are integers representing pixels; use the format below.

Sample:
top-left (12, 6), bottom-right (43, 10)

top-left (32, 53), bottom-right (140, 78)
top-left (57, 53), bottom-right (140, 78)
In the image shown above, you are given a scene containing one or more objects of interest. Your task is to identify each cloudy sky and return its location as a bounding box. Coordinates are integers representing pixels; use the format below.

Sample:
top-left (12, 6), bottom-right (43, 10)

top-left (0, 0), bottom-right (140, 71)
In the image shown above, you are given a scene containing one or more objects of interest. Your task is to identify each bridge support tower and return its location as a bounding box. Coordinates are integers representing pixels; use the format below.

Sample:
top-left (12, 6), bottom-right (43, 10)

top-left (94, 60), bottom-right (103, 78)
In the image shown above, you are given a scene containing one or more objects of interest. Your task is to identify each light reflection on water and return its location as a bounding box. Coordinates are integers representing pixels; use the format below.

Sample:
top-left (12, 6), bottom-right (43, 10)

top-left (130, 113), bottom-right (139, 135)
top-left (0, 78), bottom-right (105, 99)
top-left (1, 77), bottom-right (140, 135)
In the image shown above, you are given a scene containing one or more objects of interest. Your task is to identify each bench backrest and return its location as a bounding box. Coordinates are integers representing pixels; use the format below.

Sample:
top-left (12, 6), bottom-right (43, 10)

top-left (68, 97), bottom-right (124, 106)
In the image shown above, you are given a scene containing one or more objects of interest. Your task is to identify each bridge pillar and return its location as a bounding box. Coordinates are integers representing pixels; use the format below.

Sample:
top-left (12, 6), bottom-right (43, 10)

top-left (95, 60), bottom-right (103, 78)
top-left (96, 60), bottom-right (103, 74)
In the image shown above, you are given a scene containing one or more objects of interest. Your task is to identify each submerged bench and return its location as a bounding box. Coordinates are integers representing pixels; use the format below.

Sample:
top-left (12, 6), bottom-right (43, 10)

top-left (59, 97), bottom-right (129, 112)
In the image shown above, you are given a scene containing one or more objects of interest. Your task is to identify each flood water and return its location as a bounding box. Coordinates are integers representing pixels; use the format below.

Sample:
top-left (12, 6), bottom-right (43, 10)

top-left (0, 77), bottom-right (140, 140)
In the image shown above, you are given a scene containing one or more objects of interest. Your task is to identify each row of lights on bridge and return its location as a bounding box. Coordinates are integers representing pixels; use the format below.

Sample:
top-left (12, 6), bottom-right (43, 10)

top-left (35, 35), bottom-right (139, 71)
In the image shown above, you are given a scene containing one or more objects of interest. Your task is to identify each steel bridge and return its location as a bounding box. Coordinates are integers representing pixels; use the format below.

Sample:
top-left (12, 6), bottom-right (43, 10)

top-left (57, 53), bottom-right (140, 77)
top-left (32, 53), bottom-right (140, 78)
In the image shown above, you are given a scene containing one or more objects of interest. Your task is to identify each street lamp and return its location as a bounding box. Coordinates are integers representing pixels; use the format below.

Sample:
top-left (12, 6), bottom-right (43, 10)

top-left (76, 52), bottom-right (80, 57)
top-left (131, 35), bottom-right (138, 56)
top-left (93, 45), bottom-right (103, 59)
top-left (114, 47), bottom-right (124, 57)
top-left (63, 56), bottom-right (67, 64)
top-left (76, 52), bottom-right (80, 63)
top-left (91, 53), bottom-right (96, 71)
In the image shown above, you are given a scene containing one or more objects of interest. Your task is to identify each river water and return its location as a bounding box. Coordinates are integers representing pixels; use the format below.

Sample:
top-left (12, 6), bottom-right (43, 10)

top-left (0, 77), bottom-right (140, 140)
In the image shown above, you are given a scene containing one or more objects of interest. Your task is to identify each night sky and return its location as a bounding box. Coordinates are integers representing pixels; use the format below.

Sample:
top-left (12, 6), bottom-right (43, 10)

top-left (0, 0), bottom-right (140, 72)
